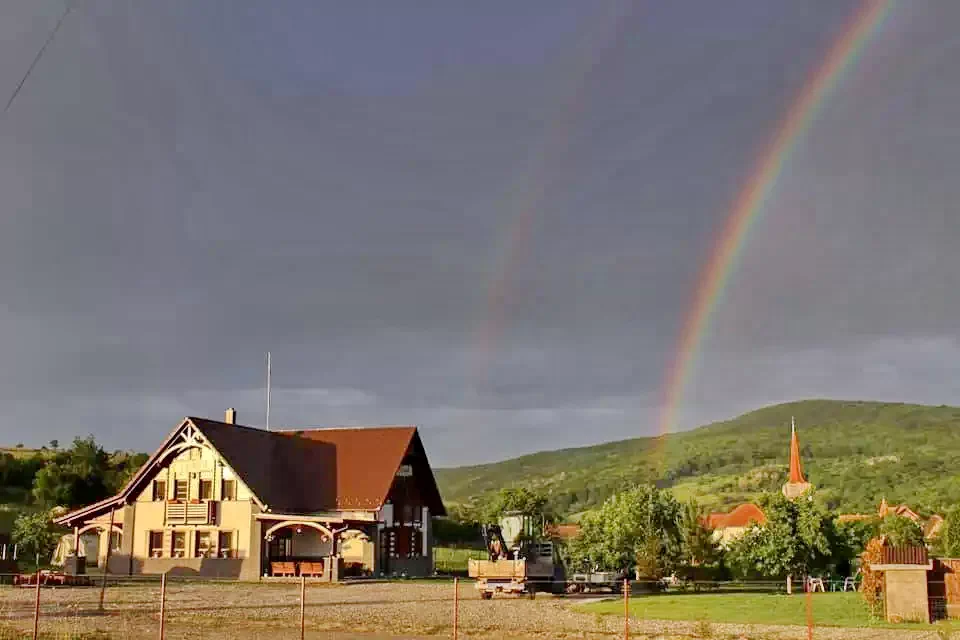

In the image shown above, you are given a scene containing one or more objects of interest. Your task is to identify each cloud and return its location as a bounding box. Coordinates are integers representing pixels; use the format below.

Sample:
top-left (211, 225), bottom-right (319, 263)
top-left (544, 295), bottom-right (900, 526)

top-left (0, 1), bottom-right (958, 465)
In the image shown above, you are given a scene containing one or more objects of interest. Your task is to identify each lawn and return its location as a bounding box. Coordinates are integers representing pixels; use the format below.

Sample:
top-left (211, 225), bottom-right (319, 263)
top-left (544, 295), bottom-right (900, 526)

top-left (580, 592), bottom-right (935, 630)
top-left (432, 546), bottom-right (486, 574)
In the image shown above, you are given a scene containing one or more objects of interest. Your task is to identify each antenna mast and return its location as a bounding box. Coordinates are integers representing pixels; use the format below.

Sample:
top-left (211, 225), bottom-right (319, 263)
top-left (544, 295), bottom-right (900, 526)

top-left (266, 352), bottom-right (272, 430)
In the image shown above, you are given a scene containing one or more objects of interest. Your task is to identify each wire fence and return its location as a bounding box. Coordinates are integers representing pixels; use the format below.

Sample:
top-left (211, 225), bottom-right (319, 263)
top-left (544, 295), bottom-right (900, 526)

top-left (0, 572), bottom-right (951, 639)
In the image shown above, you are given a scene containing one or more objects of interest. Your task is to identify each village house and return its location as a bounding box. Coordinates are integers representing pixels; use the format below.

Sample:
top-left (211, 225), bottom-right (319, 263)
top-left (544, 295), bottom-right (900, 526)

top-left (53, 410), bottom-right (445, 581)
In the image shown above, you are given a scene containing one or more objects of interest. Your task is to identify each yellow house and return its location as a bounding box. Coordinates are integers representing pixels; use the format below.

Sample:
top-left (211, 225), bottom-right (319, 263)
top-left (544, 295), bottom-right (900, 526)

top-left (54, 410), bottom-right (446, 581)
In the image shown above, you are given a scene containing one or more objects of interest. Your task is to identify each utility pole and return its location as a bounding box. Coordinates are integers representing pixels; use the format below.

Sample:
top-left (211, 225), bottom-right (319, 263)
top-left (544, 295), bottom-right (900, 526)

top-left (265, 352), bottom-right (272, 430)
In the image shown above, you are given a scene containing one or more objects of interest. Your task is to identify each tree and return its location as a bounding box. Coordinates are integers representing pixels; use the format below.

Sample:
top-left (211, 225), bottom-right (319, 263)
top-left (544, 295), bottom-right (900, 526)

top-left (485, 487), bottom-right (554, 524)
top-left (680, 499), bottom-right (719, 567)
top-left (568, 485), bottom-right (683, 579)
top-left (725, 492), bottom-right (834, 584)
top-left (12, 510), bottom-right (60, 568)
top-left (877, 515), bottom-right (924, 547)
top-left (32, 436), bottom-right (111, 508)
top-left (935, 509), bottom-right (960, 558)
top-left (49, 439), bottom-right (59, 450)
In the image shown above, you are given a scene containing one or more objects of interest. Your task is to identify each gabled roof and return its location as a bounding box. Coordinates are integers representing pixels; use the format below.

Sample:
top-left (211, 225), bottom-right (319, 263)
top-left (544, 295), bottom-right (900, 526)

top-left (278, 425), bottom-right (444, 514)
top-left (56, 417), bottom-right (445, 526)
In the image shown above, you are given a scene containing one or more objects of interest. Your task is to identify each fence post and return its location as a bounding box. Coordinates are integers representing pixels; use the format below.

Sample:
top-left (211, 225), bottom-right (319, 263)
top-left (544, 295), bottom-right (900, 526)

top-left (300, 575), bottom-right (306, 640)
top-left (806, 585), bottom-right (813, 640)
top-left (159, 573), bottom-right (166, 640)
top-left (453, 577), bottom-right (459, 640)
top-left (623, 578), bottom-right (630, 640)
top-left (33, 568), bottom-right (41, 640)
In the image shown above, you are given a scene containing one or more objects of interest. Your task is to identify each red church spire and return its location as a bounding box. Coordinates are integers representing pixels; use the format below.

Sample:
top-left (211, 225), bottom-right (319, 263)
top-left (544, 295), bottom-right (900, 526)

top-left (782, 416), bottom-right (812, 499)
top-left (788, 416), bottom-right (806, 484)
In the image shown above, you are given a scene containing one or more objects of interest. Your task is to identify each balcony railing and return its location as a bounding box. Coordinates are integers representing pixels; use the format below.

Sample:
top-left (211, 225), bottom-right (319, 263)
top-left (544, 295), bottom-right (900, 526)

top-left (165, 501), bottom-right (216, 525)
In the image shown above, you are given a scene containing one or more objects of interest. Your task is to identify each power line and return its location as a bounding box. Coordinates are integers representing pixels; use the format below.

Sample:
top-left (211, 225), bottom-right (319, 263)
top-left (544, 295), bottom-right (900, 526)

top-left (3, 1), bottom-right (74, 116)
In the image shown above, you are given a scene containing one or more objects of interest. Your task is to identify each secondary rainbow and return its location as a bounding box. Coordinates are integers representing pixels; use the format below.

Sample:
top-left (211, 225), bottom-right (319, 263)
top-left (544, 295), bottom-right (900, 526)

top-left (655, 0), bottom-right (894, 440)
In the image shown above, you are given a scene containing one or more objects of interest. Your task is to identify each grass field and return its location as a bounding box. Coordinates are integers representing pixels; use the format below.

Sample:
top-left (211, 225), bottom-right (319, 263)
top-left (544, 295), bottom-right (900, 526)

top-left (581, 592), bottom-right (940, 631)
top-left (431, 546), bottom-right (485, 574)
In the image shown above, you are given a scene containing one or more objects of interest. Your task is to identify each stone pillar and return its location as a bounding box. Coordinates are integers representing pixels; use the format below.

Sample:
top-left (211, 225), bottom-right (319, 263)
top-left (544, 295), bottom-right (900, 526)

top-left (871, 562), bottom-right (933, 624)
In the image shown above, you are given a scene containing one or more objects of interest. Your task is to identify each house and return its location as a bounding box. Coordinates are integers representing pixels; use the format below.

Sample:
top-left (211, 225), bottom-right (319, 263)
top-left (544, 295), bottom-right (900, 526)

top-left (53, 410), bottom-right (446, 580)
top-left (838, 498), bottom-right (943, 542)
top-left (705, 503), bottom-right (767, 546)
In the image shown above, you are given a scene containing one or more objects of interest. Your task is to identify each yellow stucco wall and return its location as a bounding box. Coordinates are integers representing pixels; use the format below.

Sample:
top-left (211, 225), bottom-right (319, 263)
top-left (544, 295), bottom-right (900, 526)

top-left (81, 443), bottom-right (265, 579)
top-left (884, 569), bottom-right (930, 623)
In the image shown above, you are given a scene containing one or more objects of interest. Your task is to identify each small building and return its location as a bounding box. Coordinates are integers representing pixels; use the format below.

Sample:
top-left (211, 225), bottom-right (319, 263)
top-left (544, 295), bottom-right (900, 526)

top-left (54, 411), bottom-right (445, 580)
top-left (705, 503), bottom-right (767, 546)
top-left (870, 544), bottom-right (933, 623)
top-left (838, 499), bottom-right (943, 543)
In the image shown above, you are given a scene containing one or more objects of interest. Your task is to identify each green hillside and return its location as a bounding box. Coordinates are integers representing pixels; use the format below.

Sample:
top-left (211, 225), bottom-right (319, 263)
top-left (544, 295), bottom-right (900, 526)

top-left (434, 400), bottom-right (960, 518)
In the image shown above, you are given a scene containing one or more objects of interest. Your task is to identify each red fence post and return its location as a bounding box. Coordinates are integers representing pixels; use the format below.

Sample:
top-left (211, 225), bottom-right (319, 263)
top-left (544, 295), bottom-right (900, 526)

top-left (32, 568), bottom-right (41, 640)
top-left (805, 584), bottom-right (813, 640)
top-left (300, 575), bottom-right (306, 640)
top-left (453, 577), bottom-right (459, 640)
top-left (623, 578), bottom-right (630, 640)
top-left (158, 573), bottom-right (166, 640)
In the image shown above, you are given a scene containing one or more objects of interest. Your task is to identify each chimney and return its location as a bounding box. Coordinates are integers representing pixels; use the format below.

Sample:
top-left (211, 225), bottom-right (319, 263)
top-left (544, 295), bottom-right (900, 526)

top-left (225, 408), bottom-right (237, 424)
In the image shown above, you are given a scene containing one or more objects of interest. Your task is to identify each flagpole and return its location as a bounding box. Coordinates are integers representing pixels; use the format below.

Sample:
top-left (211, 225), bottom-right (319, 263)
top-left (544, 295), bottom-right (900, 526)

top-left (266, 352), bottom-right (272, 430)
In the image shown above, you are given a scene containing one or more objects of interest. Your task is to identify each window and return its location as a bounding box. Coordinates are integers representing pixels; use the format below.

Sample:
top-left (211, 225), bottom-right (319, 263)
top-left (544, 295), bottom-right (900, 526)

top-left (199, 479), bottom-right (213, 500)
top-left (218, 531), bottom-right (234, 558)
top-left (171, 531), bottom-right (186, 558)
top-left (110, 531), bottom-right (122, 552)
top-left (221, 479), bottom-right (237, 501)
top-left (152, 480), bottom-right (166, 501)
top-left (148, 531), bottom-right (164, 558)
top-left (174, 480), bottom-right (188, 501)
top-left (195, 531), bottom-right (213, 558)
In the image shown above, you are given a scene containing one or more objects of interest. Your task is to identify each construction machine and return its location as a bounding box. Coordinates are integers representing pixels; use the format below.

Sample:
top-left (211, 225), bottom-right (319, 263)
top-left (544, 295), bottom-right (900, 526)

top-left (468, 513), bottom-right (563, 599)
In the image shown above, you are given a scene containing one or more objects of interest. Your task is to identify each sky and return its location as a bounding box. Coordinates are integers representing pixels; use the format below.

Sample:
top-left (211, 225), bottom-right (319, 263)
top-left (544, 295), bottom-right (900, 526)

top-left (0, 1), bottom-right (958, 466)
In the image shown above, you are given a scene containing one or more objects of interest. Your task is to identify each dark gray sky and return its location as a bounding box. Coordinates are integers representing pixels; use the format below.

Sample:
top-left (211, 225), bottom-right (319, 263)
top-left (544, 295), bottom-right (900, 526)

top-left (1, 1), bottom-right (958, 466)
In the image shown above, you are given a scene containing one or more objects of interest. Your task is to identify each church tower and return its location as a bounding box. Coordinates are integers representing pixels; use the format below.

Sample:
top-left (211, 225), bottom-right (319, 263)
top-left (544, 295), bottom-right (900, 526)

top-left (782, 417), bottom-right (813, 499)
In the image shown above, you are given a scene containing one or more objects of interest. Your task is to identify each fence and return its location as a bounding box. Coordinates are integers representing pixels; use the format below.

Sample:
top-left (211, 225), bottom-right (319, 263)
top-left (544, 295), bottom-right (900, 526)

top-left (0, 572), bottom-right (948, 639)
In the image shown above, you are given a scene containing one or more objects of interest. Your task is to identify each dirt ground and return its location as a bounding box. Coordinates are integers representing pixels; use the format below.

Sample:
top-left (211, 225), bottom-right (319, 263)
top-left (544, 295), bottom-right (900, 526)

top-left (0, 580), bottom-right (943, 639)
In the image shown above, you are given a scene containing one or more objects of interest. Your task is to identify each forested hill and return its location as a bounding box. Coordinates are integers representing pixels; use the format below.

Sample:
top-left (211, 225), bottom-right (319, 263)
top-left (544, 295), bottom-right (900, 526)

top-left (434, 400), bottom-right (960, 518)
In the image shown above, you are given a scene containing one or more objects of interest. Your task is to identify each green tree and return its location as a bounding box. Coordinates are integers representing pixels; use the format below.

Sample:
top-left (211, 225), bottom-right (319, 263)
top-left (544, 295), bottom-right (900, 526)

top-left (569, 485), bottom-right (683, 579)
top-left (877, 514), bottom-right (925, 547)
top-left (680, 499), bottom-right (719, 567)
top-left (485, 487), bottom-right (554, 523)
top-left (726, 492), bottom-right (834, 584)
top-left (32, 436), bottom-right (111, 508)
top-left (12, 510), bottom-right (60, 568)
top-left (935, 509), bottom-right (960, 557)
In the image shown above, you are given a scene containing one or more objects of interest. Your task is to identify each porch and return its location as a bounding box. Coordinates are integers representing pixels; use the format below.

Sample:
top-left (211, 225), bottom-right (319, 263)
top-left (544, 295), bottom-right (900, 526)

top-left (258, 515), bottom-right (378, 581)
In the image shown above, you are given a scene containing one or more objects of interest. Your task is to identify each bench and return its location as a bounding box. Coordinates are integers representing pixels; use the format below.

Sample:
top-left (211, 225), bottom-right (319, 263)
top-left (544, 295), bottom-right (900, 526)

top-left (271, 562), bottom-right (296, 577)
top-left (299, 561), bottom-right (324, 577)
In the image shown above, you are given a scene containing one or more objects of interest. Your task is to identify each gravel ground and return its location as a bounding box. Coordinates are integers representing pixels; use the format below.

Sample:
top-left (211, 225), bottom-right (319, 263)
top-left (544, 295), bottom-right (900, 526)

top-left (0, 581), bottom-right (943, 639)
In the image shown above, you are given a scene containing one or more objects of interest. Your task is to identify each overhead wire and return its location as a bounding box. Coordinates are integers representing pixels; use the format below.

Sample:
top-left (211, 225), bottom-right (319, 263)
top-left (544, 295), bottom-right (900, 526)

top-left (3, 0), bottom-right (75, 116)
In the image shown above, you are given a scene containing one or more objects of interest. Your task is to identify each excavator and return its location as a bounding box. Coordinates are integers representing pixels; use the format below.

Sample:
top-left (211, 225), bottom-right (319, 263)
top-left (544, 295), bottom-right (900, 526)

top-left (469, 513), bottom-right (626, 599)
top-left (469, 513), bottom-right (562, 598)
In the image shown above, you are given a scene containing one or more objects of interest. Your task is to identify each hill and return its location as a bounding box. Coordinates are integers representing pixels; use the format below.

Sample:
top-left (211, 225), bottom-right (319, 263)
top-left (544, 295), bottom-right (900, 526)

top-left (434, 400), bottom-right (960, 518)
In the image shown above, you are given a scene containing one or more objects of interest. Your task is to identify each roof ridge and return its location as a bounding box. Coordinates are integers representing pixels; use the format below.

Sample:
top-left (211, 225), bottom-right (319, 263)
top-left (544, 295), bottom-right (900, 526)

top-left (275, 425), bottom-right (416, 432)
top-left (188, 417), bottom-right (282, 435)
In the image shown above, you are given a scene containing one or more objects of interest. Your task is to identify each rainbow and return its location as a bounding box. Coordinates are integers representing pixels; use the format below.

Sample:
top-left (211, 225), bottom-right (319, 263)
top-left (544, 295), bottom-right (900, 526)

top-left (655, 0), bottom-right (894, 441)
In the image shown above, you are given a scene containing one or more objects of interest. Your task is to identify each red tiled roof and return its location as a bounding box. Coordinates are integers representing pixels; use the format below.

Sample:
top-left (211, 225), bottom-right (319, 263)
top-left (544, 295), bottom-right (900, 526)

top-left (705, 503), bottom-right (766, 530)
top-left (279, 425), bottom-right (444, 513)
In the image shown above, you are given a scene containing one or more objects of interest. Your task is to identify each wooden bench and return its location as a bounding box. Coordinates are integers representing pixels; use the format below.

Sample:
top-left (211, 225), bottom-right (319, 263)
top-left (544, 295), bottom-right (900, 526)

top-left (299, 561), bottom-right (324, 577)
top-left (271, 562), bottom-right (296, 577)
